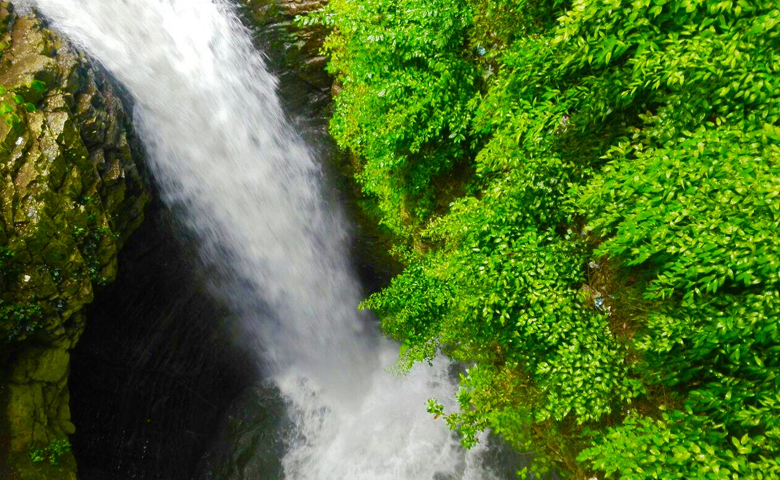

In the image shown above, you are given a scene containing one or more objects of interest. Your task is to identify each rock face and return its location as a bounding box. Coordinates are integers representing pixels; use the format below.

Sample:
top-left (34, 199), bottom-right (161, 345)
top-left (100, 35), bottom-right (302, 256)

top-left (0, 3), bottom-right (150, 479)
top-left (240, 0), bottom-right (332, 123)
top-left (197, 384), bottom-right (288, 480)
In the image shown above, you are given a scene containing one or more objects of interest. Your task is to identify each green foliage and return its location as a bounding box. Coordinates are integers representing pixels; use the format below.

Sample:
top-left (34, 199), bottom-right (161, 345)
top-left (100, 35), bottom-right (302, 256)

top-left (0, 83), bottom-right (31, 127)
top-left (0, 244), bottom-right (17, 278)
top-left (0, 301), bottom-right (43, 342)
top-left (28, 447), bottom-right (45, 464)
top-left (579, 413), bottom-right (780, 479)
top-left (0, 246), bottom-right (43, 342)
top-left (0, 81), bottom-right (44, 126)
top-left (29, 438), bottom-right (71, 466)
top-left (76, 196), bottom-right (112, 286)
top-left (312, 0), bottom-right (780, 476)
top-left (303, 0), bottom-right (479, 236)
top-left (30, 80), bottom-right (47, 93)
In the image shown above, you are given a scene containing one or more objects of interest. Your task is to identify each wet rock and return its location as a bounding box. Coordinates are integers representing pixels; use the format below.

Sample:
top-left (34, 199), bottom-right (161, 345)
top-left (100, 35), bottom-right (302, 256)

top-left (0, 3), bottom-right (150, 478)
top-left (239, 0), bottom-right (332, 124)
top-left (198, 383), bottom-right (288, 480)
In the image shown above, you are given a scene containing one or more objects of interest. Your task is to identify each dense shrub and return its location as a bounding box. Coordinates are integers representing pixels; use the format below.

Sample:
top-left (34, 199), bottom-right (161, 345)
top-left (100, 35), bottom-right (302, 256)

top-left (307, 0), bottom-right (780, 476)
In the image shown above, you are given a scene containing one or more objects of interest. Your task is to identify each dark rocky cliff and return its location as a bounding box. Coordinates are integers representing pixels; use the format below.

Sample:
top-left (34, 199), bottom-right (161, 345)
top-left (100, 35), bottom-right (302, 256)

top-left (241, 0), bottom-right (332, 123)
top-left (0, 3), bottom-right (150, 479)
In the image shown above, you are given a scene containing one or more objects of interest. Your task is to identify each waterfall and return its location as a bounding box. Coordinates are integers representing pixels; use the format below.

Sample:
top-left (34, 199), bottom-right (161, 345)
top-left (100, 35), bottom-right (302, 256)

top-left (23, 1), bottom-right (505, 478)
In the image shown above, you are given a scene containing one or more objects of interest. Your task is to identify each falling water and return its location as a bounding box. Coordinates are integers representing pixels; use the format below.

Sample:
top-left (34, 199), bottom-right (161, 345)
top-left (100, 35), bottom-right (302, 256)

top-left (23, 1), bottom-right (508, 478)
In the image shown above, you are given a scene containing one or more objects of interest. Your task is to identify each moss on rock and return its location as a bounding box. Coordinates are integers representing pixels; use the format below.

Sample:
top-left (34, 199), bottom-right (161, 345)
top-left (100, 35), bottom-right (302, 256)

top-left (0, 3), bottom-right (150, 479)
top-left (239, 0), bottom-right (332, 120)
top-left (238, 0), bottom-right (401, 288)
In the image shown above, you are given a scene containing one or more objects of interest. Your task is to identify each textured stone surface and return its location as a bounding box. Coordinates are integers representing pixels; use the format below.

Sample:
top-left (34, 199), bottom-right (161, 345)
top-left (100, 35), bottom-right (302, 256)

top-left (0, 3), bottom-right (150, 478)
top-left (240, 0), bottom-right (332, 123)
top-left (197, 384), bottom-right (287, 480)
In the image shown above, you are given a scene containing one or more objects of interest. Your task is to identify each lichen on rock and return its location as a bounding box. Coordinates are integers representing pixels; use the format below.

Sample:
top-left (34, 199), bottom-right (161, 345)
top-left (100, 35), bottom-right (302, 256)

top-left (0, 3), bottom-right (150, 478)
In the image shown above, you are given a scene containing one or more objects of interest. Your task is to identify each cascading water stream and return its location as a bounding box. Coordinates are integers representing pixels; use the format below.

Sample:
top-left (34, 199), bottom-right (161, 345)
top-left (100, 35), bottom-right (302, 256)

top-left (22, 1), bottom-right (509, 478)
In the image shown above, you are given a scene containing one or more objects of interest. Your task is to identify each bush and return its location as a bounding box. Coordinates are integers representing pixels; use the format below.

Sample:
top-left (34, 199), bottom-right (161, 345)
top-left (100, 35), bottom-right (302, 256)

top-left (309, 0), bottom-right (780, 476)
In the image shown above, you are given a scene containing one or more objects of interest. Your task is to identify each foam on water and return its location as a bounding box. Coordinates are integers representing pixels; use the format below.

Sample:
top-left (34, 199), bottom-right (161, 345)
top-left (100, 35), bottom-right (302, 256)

top-left (23, 1), bottom-right (505, 478)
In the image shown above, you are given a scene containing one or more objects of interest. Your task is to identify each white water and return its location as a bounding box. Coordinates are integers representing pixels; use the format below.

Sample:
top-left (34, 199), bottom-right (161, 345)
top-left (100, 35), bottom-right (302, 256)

top-left (24, 1), bottom-right (503, 478)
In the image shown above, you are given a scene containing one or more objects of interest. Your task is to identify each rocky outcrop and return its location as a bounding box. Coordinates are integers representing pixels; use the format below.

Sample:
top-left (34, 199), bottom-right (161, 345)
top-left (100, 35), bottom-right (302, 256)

top-left (240, 0), bottom-right (332, 123)
top-left (0, 3), bottom-right (150, 478)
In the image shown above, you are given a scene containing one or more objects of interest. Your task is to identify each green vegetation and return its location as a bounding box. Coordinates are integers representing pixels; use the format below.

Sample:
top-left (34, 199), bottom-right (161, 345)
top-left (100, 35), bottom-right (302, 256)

top-left (76, 196), bottom-right (114, 286)
top-left (29, 438), bottom-right (72, 466)
top-left (0, 82), bottom-right (40, 128)
top-left (0, 79), bottom-right (48, 343)
top-left (305, 0), bottom-right (780, 477)
top-left (1, 301), bottom-right (43, 342)
top-left (0, 247), bottom-right (43, 343)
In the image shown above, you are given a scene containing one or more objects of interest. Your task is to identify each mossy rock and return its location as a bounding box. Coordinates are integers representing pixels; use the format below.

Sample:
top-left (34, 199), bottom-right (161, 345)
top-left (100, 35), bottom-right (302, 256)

top-left (0, 4), bottom-right (151, 479)
top-left (9, 450), bottom-right (78, 480)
